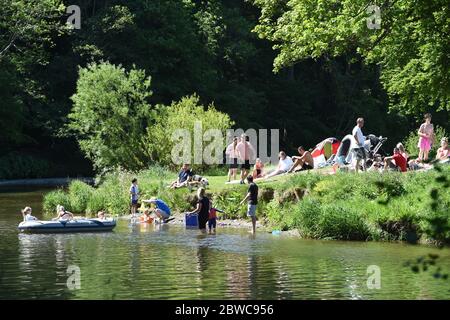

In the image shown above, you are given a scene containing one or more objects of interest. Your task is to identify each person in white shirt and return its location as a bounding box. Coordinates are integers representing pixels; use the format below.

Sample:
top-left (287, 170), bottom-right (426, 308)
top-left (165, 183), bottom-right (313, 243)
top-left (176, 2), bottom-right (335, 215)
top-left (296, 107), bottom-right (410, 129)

top-left (21, 207), bottom-right (38, 221)
top-left (225, 136), bottom-right (239, 182)
top-left (351, 117), bottom-right (367, 172)
top-left (265, 151), bottom-right (293, 178)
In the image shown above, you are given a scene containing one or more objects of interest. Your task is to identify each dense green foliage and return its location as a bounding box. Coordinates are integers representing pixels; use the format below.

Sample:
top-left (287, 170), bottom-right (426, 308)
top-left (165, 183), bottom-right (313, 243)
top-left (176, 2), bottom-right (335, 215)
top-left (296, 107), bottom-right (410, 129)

top-left (150, 95), bottom-right (234, 170)
top-left (43, 166), bottom-right (450, 243)
top-left (69, 62), bottom-right (155, 171)
top-left (252, 0), bottom-right (450, 114)
top-left (1, 0), bottom-right (449, 178)
top-left (68, 62), bottom-right (234, 171)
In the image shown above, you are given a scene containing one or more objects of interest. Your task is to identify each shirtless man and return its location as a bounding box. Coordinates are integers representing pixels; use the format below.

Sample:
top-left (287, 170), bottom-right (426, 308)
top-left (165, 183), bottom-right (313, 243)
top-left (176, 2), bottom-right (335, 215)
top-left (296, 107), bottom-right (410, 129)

top-left (288, 146), bottom-right (314, 173)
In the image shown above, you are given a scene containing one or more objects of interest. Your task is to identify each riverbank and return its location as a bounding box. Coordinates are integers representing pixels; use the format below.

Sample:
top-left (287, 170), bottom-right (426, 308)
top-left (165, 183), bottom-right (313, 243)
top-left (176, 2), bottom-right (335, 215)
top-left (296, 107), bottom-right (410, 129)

top-left (42, 165), bottom-right (450, 243)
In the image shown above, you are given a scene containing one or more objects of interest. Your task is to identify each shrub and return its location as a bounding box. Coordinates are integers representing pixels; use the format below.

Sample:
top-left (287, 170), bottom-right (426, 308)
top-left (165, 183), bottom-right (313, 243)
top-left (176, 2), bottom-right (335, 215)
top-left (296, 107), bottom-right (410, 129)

top-left (68, 180), bottom-right (94, 213)
top-left (150, 95), bottom-right (235, 171)
top-left (43, 190), bottom-right (71, 215)
top-left (86, 190), bottom-right (108, 216)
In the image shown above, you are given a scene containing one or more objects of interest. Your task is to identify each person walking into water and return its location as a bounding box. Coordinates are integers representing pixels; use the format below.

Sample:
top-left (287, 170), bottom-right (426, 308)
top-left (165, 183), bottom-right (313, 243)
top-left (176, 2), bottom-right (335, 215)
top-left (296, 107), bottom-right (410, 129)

top-left (239, 175), bottom-right (258, 234)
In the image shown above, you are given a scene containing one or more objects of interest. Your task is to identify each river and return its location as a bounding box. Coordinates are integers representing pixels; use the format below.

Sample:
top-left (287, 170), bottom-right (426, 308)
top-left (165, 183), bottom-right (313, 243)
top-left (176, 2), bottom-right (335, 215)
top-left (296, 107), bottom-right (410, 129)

top-left (0, 188), bottom-right (448, 299)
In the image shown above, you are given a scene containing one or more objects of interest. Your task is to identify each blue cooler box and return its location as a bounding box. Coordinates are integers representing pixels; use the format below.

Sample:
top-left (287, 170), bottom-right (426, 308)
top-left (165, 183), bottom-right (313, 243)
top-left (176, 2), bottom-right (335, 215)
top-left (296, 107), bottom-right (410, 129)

top-left (185, 213), bottom-right (198, 228)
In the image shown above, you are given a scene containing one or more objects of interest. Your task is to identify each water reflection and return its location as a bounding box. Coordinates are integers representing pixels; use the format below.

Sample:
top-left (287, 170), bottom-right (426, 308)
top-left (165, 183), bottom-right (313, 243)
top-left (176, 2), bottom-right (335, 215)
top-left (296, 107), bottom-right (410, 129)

top-left (1, 191), bottom-right (449, 300)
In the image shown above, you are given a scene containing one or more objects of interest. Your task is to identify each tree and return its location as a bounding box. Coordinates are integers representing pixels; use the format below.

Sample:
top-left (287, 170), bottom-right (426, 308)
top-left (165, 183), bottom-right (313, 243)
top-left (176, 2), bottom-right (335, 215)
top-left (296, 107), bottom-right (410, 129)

top-left (252, 0), bottom-right (450, 115)
top-left (150, 95), bottom-right (235, 170)
top-left (69, 62), bottom-right (155, 171)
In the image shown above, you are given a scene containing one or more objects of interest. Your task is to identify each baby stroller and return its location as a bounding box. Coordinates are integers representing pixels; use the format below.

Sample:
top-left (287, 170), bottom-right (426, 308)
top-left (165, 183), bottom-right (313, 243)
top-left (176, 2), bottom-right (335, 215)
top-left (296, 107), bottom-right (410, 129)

top-left (335, 134), bottom-right (388, 169)
top-left (365, 134), bottom-right (388, 167)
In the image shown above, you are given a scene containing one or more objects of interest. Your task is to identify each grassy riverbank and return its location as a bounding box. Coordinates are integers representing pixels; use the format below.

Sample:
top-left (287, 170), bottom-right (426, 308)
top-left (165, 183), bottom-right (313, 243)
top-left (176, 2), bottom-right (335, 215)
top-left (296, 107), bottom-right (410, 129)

top-left (43, 165), bottom-right (450, 243)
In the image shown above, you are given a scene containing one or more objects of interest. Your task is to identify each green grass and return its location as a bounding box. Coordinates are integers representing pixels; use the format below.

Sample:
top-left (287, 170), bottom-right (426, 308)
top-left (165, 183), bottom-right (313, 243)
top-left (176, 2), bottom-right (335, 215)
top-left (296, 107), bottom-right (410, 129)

top-left (42, 164), bottom-right (450, 243)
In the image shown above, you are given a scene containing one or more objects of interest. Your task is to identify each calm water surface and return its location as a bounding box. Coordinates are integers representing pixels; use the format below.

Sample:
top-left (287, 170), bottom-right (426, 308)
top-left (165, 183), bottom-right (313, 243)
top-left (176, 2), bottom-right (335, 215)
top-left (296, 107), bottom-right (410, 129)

top-left (0, 188), bottom-right (448, 299)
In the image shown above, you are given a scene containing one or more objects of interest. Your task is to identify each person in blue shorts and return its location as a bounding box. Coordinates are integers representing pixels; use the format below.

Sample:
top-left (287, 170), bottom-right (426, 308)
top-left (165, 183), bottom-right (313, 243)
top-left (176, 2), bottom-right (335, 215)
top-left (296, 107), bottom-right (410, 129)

top-left (147, 197), bottom-right (171, 223)
top-left (130, 178), bottom-right (139, 217)
top-left (239, 175), bottom-right (258, 234)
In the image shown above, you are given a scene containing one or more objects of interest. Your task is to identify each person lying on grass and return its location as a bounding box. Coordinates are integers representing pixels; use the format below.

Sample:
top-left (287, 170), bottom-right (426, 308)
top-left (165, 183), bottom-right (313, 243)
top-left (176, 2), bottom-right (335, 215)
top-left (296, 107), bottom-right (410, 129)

top-left (265, 151), bottom-right (293, 178)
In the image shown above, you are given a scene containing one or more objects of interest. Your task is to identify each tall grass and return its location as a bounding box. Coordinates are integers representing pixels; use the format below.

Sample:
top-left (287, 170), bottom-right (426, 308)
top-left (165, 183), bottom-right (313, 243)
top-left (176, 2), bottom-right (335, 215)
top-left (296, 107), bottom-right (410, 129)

top-left (42, 165), bottom-right (450, 242)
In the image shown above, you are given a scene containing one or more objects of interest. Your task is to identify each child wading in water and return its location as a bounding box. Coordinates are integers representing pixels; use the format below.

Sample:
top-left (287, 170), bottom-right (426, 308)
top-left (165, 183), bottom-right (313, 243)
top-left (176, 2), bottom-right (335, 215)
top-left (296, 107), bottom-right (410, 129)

top-left (208, 206), bottom-right (224, 234)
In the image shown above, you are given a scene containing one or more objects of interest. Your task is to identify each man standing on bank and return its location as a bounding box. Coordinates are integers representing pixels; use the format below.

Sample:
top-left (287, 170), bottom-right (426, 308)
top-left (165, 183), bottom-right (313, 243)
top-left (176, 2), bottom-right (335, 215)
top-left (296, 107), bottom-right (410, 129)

top-left (352, 117), bottom-right (367, 172)
top-left (239, 175), bottom-right (258, 234)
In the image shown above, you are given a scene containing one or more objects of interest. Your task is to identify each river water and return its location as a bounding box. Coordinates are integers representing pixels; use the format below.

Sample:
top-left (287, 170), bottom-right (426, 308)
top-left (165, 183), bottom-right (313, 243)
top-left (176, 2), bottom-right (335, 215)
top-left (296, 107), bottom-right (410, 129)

top-left (0, 188), bottom-right (448, 299)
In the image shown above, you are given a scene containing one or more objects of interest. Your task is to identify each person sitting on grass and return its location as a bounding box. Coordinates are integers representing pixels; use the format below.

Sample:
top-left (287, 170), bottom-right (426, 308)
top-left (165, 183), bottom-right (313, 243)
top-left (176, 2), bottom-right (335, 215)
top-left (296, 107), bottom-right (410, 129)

top-left (396, 143), bottom-right (409, 161)
top-left (436, 137), bottom-right (449, 163)
top-left (21, 207), bottom-right (38, 221)
top-left (265, 151), bottom-right (293, 178)
top-left (54, 205), bottom-right (74, 221)
top-left (169, 164), bottom-right (193, 189)
top-left (146, 197), bottom-right (171, 223)
top-left (287, 146), bottom-right (314, 173)
top-left (252, 158), bottom-right (265, 179)
top-left (383, 148), bottom-right (407, 172)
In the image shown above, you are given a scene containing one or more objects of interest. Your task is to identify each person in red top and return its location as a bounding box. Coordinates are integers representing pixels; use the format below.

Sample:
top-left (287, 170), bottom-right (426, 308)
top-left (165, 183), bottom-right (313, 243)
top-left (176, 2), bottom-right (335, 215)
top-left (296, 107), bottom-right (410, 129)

top-left (208, 206), bottom-right (224, 234)
top-left (384, 147), bottom-right (407, 172)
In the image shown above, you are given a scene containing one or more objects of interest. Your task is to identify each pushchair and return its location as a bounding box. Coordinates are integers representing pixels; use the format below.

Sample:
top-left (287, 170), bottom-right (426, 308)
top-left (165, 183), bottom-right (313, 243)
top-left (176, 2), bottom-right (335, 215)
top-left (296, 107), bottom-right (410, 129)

top-left (365, 134), bottom-right (388, 168)
top-left (335, 134), bottom-right (388, 169)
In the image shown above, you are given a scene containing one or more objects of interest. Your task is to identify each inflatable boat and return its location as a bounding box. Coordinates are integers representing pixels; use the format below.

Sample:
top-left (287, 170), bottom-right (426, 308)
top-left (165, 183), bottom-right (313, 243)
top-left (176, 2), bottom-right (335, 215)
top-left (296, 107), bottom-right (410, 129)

top-left (18, 218), bottom-right (116, 233)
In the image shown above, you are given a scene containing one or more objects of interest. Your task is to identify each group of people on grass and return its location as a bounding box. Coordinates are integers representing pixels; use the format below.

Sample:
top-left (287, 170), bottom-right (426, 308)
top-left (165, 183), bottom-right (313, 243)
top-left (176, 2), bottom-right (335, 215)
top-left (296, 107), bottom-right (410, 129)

top-left (224, 134), bottom-right (315, 182)
top-left (253, 115), bottom-right (448, 176)
top-left (360, 113), bottom-right (450, 172)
